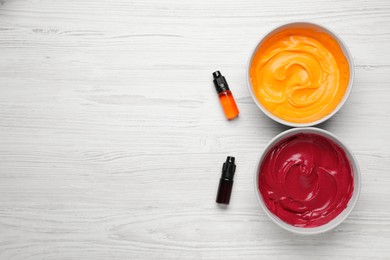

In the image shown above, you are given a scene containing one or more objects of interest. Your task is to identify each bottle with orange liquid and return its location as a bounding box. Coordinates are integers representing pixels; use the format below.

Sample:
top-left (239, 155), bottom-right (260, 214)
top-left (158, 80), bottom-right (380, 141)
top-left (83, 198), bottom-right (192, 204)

top-left (212, 71), bottom-right (239, 120)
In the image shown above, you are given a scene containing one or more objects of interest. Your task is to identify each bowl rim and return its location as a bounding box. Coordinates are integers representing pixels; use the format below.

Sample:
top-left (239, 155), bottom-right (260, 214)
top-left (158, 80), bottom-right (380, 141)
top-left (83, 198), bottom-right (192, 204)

top-left (246, 22), bottom-right (355, 127)
top-left (253, 127), bottom-right (361, 234)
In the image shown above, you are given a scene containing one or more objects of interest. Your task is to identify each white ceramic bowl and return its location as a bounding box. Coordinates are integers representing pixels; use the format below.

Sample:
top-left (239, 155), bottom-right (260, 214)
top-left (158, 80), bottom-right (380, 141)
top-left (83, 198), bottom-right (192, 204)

top-left (254, 127), bottom-right (361, 234)
top-left (247, 22), bottom-right (354, 127)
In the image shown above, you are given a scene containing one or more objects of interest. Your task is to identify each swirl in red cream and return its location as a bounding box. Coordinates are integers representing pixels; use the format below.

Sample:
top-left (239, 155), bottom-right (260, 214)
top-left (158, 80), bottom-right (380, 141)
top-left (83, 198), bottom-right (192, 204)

top-left (258, 133), bottom-right (354, 227)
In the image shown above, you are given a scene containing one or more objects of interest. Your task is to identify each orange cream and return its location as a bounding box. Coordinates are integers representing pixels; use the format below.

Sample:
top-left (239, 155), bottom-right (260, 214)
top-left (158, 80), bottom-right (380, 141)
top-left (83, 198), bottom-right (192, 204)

top-left (249, 25), bottom-right (350, 123)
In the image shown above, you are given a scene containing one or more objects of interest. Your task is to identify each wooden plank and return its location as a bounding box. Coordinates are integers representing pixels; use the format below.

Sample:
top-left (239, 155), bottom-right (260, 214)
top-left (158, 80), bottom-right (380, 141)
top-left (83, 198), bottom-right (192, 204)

top-left (0, 0), bottom-right (389, 258)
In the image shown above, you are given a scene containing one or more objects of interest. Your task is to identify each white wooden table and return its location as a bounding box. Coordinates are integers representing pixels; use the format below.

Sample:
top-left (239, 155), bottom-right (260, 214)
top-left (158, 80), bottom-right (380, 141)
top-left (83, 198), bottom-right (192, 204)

top-left (1, 0), bottom-right (389, 259)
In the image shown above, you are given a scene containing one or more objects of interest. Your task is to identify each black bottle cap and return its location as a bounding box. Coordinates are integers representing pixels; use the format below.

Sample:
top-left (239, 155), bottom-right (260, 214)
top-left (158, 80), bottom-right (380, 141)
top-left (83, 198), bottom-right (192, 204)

top-left (212, 71), bottom-right (230, 94)
top-left (221, 156), bottom-right (236, 180)
top-left (216, 156), bottom-right (236, 205)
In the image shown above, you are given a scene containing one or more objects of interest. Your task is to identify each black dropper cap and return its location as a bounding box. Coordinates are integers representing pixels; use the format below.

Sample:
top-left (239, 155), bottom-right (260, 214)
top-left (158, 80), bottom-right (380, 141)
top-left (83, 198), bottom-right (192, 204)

top-left (212, 71), bottom-right (230, 94)
top-left (216, 156), bottom-right (236, 205)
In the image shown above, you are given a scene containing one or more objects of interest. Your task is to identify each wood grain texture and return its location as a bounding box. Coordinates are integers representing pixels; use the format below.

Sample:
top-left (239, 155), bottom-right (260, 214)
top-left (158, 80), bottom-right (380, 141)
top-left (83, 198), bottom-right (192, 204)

top-left (0, 0), bottom-right (390, 259)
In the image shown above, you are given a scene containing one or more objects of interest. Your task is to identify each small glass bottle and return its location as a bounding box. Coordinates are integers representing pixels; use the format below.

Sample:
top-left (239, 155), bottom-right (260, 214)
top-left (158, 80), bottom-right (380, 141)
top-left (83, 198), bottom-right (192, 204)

top-left (216, 156), bottom-right (236, 205)
top-left (212, 71), bottom-right (239, 120)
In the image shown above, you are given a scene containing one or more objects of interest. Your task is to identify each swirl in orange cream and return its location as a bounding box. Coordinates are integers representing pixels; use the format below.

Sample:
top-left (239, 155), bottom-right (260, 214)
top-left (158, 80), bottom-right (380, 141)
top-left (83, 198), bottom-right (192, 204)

top-left (250, 26), bottom-right (350, 123)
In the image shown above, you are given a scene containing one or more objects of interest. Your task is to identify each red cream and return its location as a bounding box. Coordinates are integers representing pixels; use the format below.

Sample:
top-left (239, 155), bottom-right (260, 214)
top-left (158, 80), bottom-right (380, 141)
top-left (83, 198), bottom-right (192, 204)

top-left (258, 133), bottom-right (354, 228)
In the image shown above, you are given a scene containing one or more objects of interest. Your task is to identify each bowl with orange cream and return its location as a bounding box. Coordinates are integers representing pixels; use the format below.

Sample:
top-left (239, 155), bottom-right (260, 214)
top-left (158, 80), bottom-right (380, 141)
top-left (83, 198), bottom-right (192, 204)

top-left (248, 22), bottom-right (353, 126)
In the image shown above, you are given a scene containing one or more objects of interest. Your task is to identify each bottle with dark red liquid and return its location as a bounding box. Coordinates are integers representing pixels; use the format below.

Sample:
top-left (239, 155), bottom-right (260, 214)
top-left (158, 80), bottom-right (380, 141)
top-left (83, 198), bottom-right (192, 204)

top-left (216, 156), bottom-right (236, 205)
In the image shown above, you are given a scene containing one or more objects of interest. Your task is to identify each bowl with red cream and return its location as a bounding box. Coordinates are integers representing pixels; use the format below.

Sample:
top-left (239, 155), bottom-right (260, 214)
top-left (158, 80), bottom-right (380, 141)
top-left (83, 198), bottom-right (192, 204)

top-left (247, 22), bottom-right (354, 127)
top-left (255, 128), bottom-right (360, 234)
